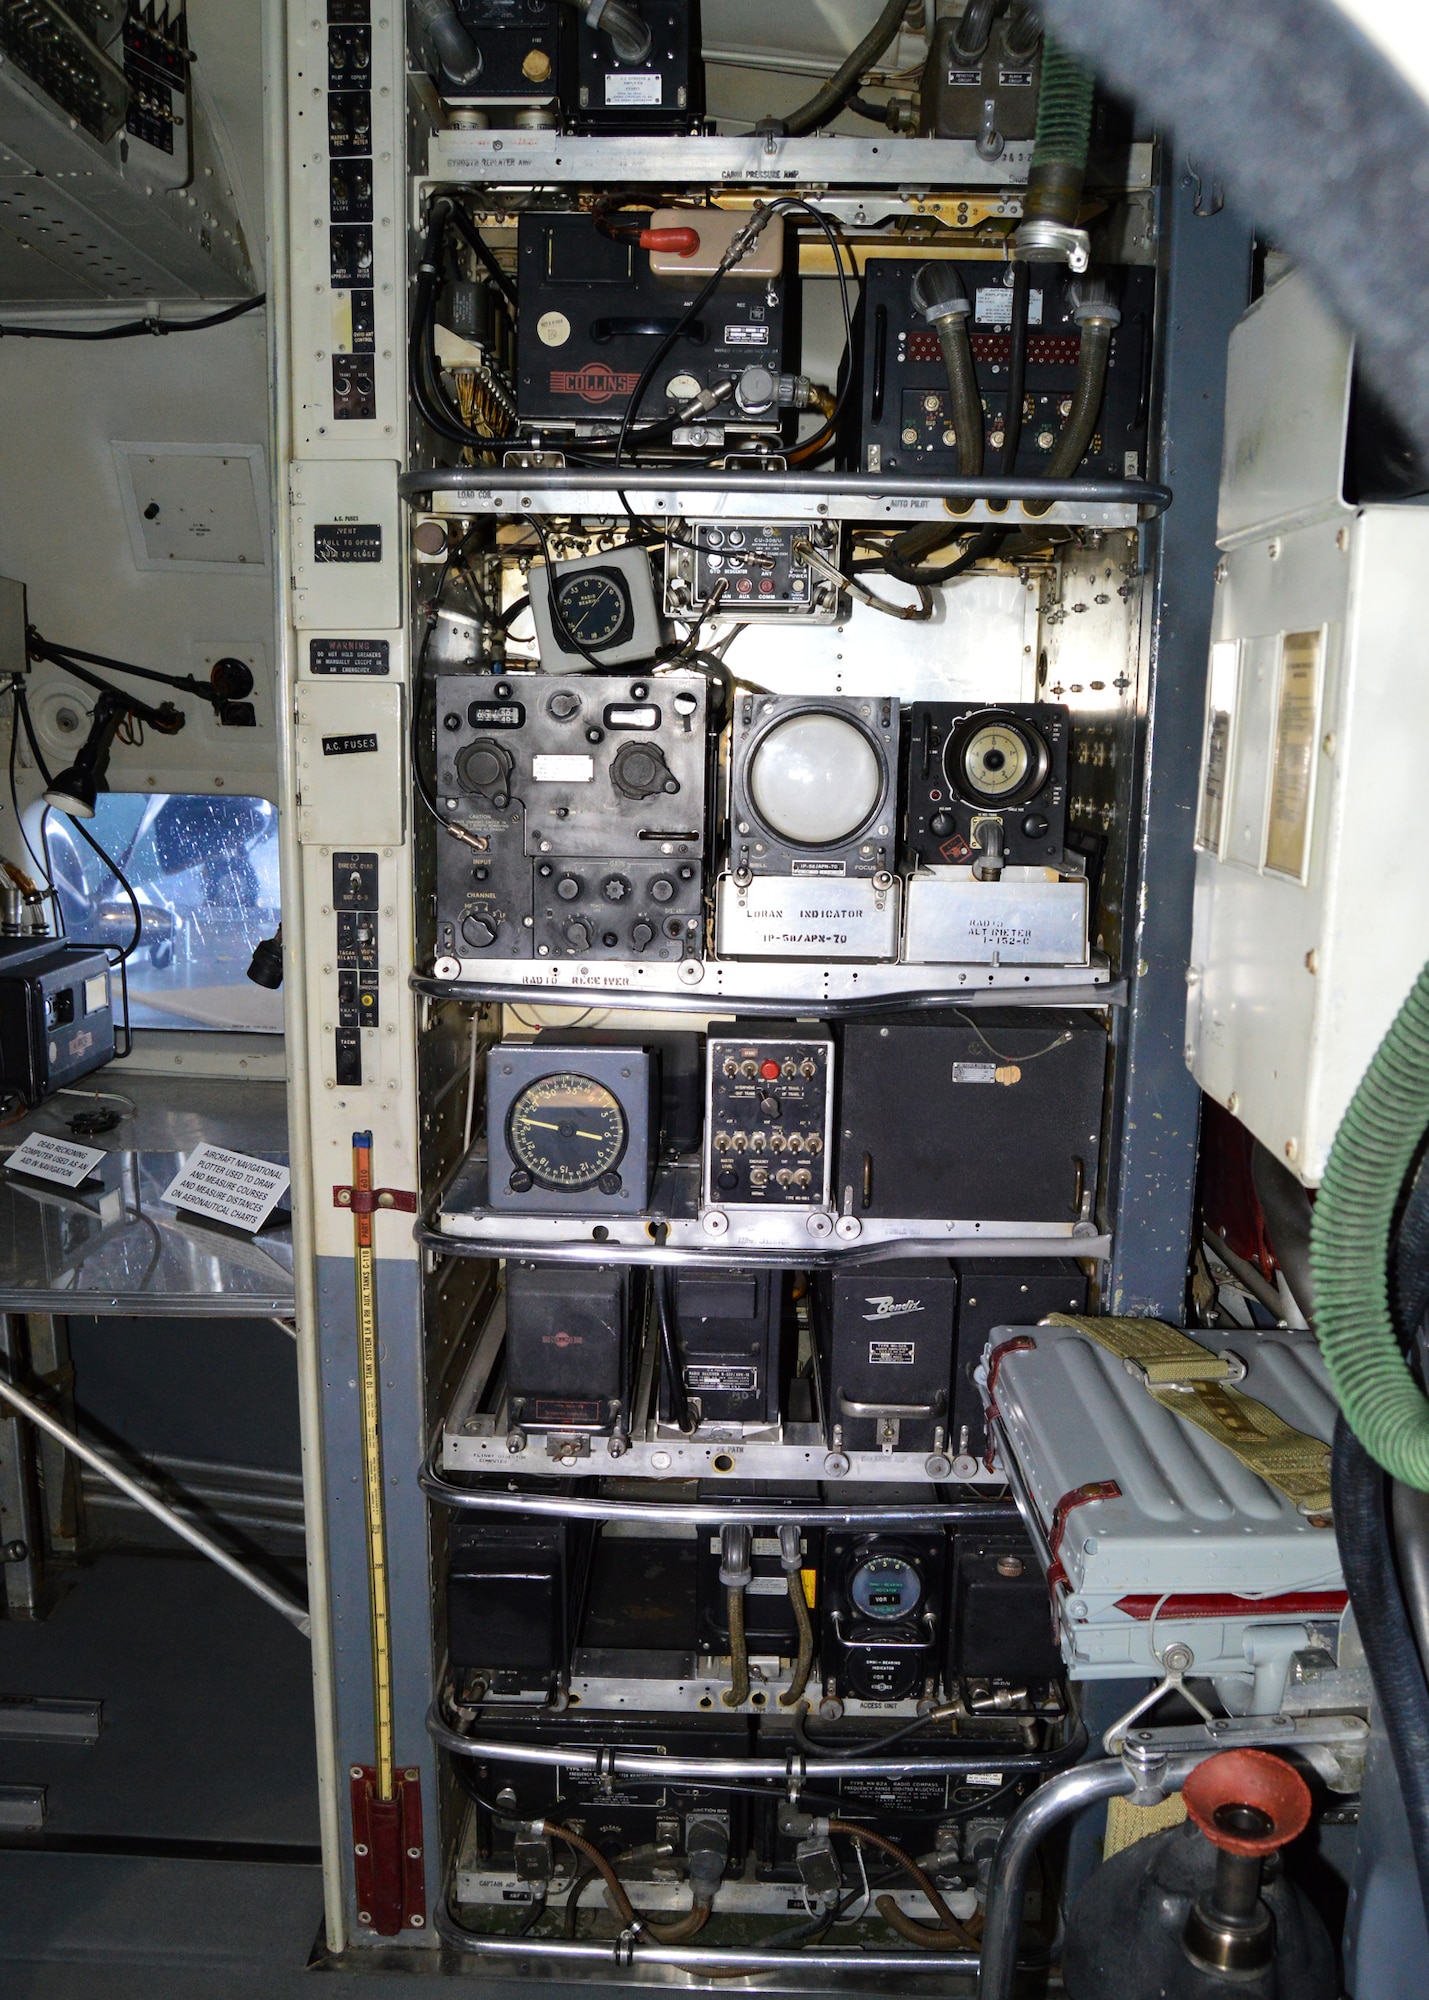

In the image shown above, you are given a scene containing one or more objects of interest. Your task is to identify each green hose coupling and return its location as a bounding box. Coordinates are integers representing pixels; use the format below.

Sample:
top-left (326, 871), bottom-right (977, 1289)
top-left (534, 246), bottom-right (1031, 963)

top-left (1013, 32), bottom-right (1096, 271)
top-left (1310, 957), bottom-right (1429, 1491)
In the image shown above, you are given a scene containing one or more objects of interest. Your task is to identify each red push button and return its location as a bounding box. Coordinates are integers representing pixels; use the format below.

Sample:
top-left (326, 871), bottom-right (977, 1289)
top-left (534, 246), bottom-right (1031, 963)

top-left (759, 1059), bottom-right (780, 1080)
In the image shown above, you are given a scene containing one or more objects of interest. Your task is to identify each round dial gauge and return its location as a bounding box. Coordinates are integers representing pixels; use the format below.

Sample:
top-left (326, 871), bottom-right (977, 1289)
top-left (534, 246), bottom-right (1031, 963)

top-left (554, 570), bottom-right (630, 649)
top-left (747, 711), bottom-right (882, 846)
top-left (944, 712), bottom-right (1051, 808)
top-left (506, 1072), bottom-right (627, 1191)
top-left (848, 1553), bottom-right (922, 1622)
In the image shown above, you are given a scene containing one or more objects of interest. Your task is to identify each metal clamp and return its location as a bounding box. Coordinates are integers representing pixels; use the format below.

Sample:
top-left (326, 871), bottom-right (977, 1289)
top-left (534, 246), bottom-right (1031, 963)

top-left (1103, 1642), bottom-right (1218, 1754)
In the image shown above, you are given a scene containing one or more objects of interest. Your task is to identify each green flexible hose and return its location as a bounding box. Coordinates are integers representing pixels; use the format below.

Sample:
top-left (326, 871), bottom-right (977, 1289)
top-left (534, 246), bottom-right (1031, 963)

top-left (1032, 34), bottom-right (1096, 171)
top-left (1310, 958), bottom-right (1429, 1491)
top-left (1023, 35), bottom-right (1096, 230)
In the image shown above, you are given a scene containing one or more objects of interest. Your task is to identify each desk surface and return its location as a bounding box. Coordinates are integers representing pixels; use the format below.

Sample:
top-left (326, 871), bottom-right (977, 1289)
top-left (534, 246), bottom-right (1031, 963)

top-left (0, 1073), bottom-right (293, 1318)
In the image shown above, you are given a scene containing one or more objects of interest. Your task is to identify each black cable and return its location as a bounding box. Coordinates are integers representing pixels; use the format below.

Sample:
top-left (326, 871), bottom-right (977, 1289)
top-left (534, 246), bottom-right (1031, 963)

top-left (1332, 1414), bottom-right (1429, 1931)
top-left (6, 682), bottom-right (55, 894)
top-left (1000, 261), bottom-right (1031, 474)
top-left (771, 0), bottom-right (911, 137)
top-left (497, 593), bottom-right (532, 633)
top-left (0, 297), bottom-right (265, 341)
top-left (649, 1220), bottom-right (695, 1434)
top-left (852, 525), bottom-right (1012, 587)
top-left (445, 204), bottom-right (519, 319)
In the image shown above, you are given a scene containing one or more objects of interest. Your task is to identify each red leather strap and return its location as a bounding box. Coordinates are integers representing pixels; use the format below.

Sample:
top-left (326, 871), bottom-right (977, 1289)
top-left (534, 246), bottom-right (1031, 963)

top-left (1046, 1480), bottom-right (1122, 1591)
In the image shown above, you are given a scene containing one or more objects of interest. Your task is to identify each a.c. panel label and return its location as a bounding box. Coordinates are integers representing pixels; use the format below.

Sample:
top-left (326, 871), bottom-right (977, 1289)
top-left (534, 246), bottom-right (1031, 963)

top-left (314, 522), bottom-right (382, 562)
top-left (309, 638), bottom-right (390, 676)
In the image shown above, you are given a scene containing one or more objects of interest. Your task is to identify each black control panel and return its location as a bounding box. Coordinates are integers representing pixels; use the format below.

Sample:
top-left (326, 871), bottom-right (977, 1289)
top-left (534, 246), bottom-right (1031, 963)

top-left (333, 851), bottom-right (378, 1088)
top-left (821, 1523), bottom-right (946, 1702)
top-left (325, 0), bottom-right (375, 421)
top-left (703, 1027), bottom-right (834, 1209)
top-left (516, 211), bottom-right (788, 436)
top-left (856, 257), bottom-right (1152, 479)
top-left (664, 521), bottom-right (841, 622)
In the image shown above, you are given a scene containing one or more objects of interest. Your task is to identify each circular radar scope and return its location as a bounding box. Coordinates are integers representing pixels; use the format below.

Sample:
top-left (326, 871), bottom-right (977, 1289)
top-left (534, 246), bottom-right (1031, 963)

top-left (747, 711), bottom-right (883, 847)
top-left (945, 711), bottom-right (1051, 808)
top-left (506, 1071), bottom-right (628, 1191)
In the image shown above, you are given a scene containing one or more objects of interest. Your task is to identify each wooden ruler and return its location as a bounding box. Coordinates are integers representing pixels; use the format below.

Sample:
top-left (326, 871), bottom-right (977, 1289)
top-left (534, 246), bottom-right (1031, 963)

top-left (350, 1129), bottom-right (394, 1801)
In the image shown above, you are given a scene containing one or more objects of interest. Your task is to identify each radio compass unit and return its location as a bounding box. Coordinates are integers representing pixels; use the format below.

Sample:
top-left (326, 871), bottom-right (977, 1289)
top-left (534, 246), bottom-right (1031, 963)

top-left (486, 1040), bottom-right (658, 1214)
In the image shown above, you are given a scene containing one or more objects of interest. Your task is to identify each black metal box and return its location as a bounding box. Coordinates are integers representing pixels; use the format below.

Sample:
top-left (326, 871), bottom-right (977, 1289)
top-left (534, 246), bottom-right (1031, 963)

top-left (0, 939), bottom-right (116, 1105)
top-left (447, 1511), bottom-right (593, 1687)
top-left (948, 1529), bottom-right (1063, 1686)
top-left (951, 1258), bottom-right (1087, 1462)
top-left (662, 1266), bottom-right (789, 1427)
top-left (833, 1011), bottom-right (1105, 1223)
top-left (448, 0), bottom-right (571, 104)
top-left (569, 0), bottom-right (703, 133)
top-left (515, 210), bottom-right (788, 434)
top-left (503, 1260), bottom-right (631, 1433)
top-left (854, 256), bottom-right (1153, 480)
top-left (815, 1259), bottom-right (958, 1454)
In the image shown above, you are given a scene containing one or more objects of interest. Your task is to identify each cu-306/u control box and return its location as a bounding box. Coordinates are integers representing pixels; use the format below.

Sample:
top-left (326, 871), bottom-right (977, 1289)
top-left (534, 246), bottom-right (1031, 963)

top-left (702, 1025), bottom-right (834, 1210)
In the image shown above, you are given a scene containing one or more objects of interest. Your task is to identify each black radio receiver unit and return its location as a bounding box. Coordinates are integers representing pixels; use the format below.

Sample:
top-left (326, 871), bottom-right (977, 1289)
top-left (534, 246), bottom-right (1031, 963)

top-left (432, 670), bottom-right (708, 967)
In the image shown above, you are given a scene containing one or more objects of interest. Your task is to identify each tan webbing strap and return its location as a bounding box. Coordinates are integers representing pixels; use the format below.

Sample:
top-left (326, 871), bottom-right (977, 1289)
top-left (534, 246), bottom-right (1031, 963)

top-left (1045, 1314), bottom-right (1332, 1515)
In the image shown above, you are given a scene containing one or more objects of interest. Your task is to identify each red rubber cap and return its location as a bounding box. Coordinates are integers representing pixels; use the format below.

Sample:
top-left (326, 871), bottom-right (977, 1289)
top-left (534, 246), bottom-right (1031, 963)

top-left (760, 1060), bottom-right (781, 1080)
top-left (640, 227), bottom-right (700, 256)
top-left (1182, 1749), bottom-right (1312, 1857)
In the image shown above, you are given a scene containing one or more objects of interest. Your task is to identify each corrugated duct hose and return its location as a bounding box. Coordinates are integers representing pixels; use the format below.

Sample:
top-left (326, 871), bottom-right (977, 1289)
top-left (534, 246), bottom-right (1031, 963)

top-left (1308, 959), bottom-right (1429, 1922)
top-left (1017, 32), bottom-right (1097, 249)
top-left (910, 262), bottom-right (982, 480)
top-left (1310, 960), bottom-right (1429, 1488)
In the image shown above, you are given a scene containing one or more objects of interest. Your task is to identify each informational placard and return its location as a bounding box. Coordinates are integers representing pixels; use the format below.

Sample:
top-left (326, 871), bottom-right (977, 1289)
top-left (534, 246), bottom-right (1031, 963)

top-left (161, 1144), bottom-right (290, 1234)
top-left (6, 1131), bottom-right (107, 1189)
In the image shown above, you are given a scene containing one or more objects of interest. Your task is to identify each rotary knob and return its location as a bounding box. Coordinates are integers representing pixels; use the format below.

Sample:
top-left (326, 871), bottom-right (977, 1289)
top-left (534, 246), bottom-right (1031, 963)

top-left (650, 877), bottom-right (676, 903)
top-left (556, 875), bottom-right (582, 901)
top-left (611, 741), bottom-right (678, 800)
top-left (563, 919), bottom-right (592, 950)
top-left (455, 739), bottom-right (513, 803)
top-left (460, 913), bottom-right (498, 949)
top-left (601, 874), bottom-right (631, 902)
top-left (630, 921), bottom-right (654, 949)
top-left (930, 809), bottom-right (955, 836)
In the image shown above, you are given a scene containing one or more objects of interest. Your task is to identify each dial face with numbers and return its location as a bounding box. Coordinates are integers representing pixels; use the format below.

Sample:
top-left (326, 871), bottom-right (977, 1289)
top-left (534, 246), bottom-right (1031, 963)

top-left (554, 570), bottom-right (630, 649)
top-left (505, 1071), bottom-right (628, 1190)
top-left (945, 712), bottom-right (1050, 807)
top-left (849, 1553), bottom-right (923, 1622)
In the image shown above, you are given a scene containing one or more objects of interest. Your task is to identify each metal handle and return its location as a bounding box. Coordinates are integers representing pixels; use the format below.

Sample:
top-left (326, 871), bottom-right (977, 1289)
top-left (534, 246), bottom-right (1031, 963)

top-left (837, 1389), bottom-right (947, 1418)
